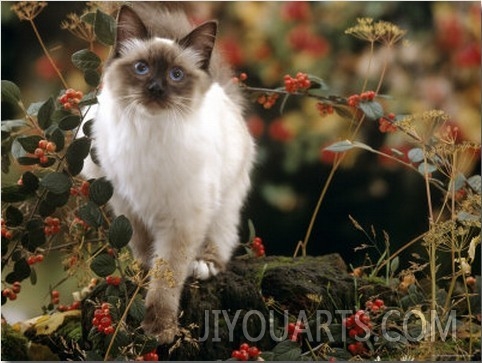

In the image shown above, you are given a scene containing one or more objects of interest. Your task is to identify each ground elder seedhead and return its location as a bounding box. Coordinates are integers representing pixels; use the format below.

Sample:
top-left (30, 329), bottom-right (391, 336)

top-left (345, 17), bottom-right (407, 46)
top-left (11, 1), bottom-right (47, 21)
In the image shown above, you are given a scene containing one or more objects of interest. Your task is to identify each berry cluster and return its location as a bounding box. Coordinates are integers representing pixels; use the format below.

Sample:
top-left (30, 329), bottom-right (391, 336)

top-left (34, 139), bottom-right (56, 165)
top-left (141, 350), bottom-right (159, 361)
top-left (284, 72), bottom-right (311, 93)
top-left (59, 88), bottom-right (83, 110)
top-left (287, 321), bottom-right (304, 342)
top-left (57, 300), bottom-right (81, 312)
top-left (378, 113), bottom-right (397, 133)
top-left (106, 275), bottom-right (122, 286)
top-left (232, 72), bottom-right (248, 84)
top-left (70, 181), bottom-right (90, 197)
top-left (231, 343), bottom-right (261, 361)
top-left (2, 282), bottom-right (21, 301)
top-left (251, 237), bottom-right (265, 257)
top-left (92, 302), bottom-right (115, 335)
top-left (347, 341), bottom-right (367, 356)
top-left (44, 216), bottom-right (61, 236)
top-left (51, 290), bottom-right (60, 305)
top-left (27, 254), bottom-right (44, 265)
top-left (343, 310), bottom-right (371, 340)
top-left (257, 93), bottom-right (279, 109)
top-left (347, 91), bottom-right (376, 107)
top-left (364, 298), bottom-right (385, 313)
top-left (1, 219), bottom-right (13, 239)
top-left (316, 102), bottom-right (334, 116)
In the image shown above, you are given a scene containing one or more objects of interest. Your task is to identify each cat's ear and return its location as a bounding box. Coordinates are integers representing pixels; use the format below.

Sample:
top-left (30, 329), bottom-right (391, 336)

top-left (114, 6), bottom-right (148, 56)
top-left (179, 21), bottom-right (217, 71)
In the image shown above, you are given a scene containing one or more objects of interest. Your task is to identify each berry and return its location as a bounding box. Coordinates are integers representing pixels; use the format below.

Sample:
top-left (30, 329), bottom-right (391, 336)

top-left (39, 156), bottom-right (49, 164)
top-left (34, 148), bottom-right (45, 157)
top-left (27, 256), bottom-right (37, 265)
top-left (103, 326), bottom-right (115, 335)
top-left (247, 346), bottom-right (260, 358)
top-left (45, 142), bottom-right (56, 152)
top-left (239, 343), bottom-right (249, 351)
top-left (51, 290), bottom-right (60, 298)
top-left (12, 282), bottom-right (21, 294)
top-left (283, 73), bottom-right (311, 93)
top-left (35, 254), bottom-right (44, 263)
top-left (143, 350), bottom-right (158, 361)
top-left (38, 139), bottom-right (48, 149)
top-left (2, 289), bottom-right (12, 297)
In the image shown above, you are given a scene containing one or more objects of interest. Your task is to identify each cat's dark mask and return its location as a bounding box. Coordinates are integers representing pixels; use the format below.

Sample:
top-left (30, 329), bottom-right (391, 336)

top-left (104, 6), bottom-right (217, 114)
top-left (114, 6), bottom-right (217, 71)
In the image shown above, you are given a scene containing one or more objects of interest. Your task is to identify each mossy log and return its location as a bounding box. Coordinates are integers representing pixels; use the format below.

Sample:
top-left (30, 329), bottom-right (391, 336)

top-left (3, 254), bottom-right (396, 361)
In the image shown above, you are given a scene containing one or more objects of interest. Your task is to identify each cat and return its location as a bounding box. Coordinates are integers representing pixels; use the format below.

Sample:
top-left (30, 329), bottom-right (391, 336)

top-left (82, 3), bottom-right (255, 344)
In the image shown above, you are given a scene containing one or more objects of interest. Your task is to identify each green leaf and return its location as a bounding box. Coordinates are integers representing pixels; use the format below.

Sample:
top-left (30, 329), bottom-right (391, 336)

top-left (90, 177), bottom-right (114, 206)
top-left (48, 127), bottom-right (65, 152)
top-left (21, 171), bottom-right (39, 193)
top-left (109, 215), bottom-right (133, 249)
top-left (17, 156), bottom-right (40, 166)
top-left (72, 49), bottom-right (101, 71)
top-left (390, 256), bottom-right (399, 275)
top-left (1, 80), bottom-right (21, 105)
top-left (324, 140), bottom-right (353, 153)
top-left (418, 162), bottom-right (437, 174)
top-left (5, 206), bottom-right (23, 227)
top-left (66, 137), bottom-right (91, 176)
top-left (359, 100), bottom-right (384, 120)
top-left (44, 191), bottom-right (70, 208)
top-left (407, 148), bottom-right (424, 163)
top-left (58, 115), bottom-right (81, 131)
top-left (1, 185), bottom-right (34, 203)
top-left (82, 119), bottom-right (94, 138)
top-left (84, 69), bottom-right (100, 87)
top-left (37, 97), bottom-right (55, 130)
top-left (40, 172), bottom-right (72, 195)
top-left (78, 201), bottom-right (103, 228)
top-left (13, 258), bottom-right (31, 281)
top-left (94, 9), bottom-right (116, 46)
top-left (17, 135), bottom-right (43, 153)
top-left (128, 295), bottom-right (146, 324)
top-left (271, 340), bottom-right (302, 361)
top-left (80, 12), bottom-right (95, 25)
top-left (90, 254), bottom-right (116, 277)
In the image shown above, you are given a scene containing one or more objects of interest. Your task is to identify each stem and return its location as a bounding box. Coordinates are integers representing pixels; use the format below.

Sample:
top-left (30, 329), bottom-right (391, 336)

top-left (361, 41), bottom-right (374, 92)
top-left (104, 282), bottom-right (143, 361)
top-left (29, 19), bottom-right (69, 89)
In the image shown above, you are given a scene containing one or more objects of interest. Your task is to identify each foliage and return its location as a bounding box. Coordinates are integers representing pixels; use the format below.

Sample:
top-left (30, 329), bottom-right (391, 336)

top-left (1, 1), bottom-right (480, 361)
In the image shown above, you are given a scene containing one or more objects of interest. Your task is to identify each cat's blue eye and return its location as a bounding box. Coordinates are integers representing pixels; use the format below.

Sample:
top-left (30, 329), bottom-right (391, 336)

top-left (169, 67), bottom-right (184, 82)
top-left (134, 61), bottom-right (149, 75)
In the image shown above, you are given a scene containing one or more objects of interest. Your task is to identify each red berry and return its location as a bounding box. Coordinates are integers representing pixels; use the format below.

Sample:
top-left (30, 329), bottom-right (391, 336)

top-left (2, 289), bottom-right (12, 297)
top-left (8, 292), bottom-right (17, 300)
top-left (238, 350), bottom-right (249, 361)
top-left (231, 350), bottom-right (241, 359)
top-left (247, 346), bottom-right (260, 358)
top-left (34, 148), bottom-right (45, 157)
top-left (35, 254), bottom-right (44, 263)
top-left (12, 282), bottom-right (21, 294)
top-left (100, 316), bottom-right (112, 328)
top-left (71, 301), bottom-right (81, 310)
top-left (51, 290), bottom-right (60, 298)
top-left (27, 256), bottom-right (37, 265)
top-left (349, 328), bottom-right (357, 338)
top-left (239, 343), bottom-right (249, 351)
top-left (51, 297), bottom-right (60, 305)
top-left (374, 298), bottom-right (384, 307)
top-left (103, 326), bottom-right (115, 335)
top-left (39, 156), bottom-right (49, 164)
top-left (348, 343), bottom-right (357, 355)
top-left (45, 142), bottom-right (56, 152)
top-left (101, 302), bottom-right (110, 310)
top-left (38, 140), bottom-right (48, 149)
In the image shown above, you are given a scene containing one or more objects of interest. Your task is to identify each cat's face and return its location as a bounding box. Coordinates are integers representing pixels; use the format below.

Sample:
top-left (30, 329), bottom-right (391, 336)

top-left (104, 6), bottom-right (217, 116)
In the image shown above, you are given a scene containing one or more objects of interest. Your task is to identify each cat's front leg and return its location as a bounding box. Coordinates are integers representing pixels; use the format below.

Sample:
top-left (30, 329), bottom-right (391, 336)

top-left (142, 229), bottom-right (201, 344)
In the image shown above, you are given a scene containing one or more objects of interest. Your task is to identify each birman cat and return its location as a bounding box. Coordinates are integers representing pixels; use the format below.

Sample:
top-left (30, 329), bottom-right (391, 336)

top-left (82, 3), bottom-right (255, 343)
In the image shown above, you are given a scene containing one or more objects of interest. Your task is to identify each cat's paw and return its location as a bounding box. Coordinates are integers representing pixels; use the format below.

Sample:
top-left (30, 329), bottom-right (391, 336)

top-left (189, 259), bottom-right (220, 280)
top-left (142, 305), bottom-right (179, 345)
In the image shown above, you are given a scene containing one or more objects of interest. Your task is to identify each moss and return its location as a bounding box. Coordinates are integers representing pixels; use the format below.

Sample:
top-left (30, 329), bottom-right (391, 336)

top-left (1, 323), bottom-right (29, 361)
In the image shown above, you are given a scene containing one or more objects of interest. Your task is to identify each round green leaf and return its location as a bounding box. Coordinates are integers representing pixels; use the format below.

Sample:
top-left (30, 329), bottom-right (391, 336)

top-left (5, 206), bottom-right (23, 227)
top-left (94, 9), bottom-right (116, 46)
top-left (407, 148), bottom-right (424, 163)
top-left (1, 80), bottom-right (21, 105)
top-left (72, 49), bottom-right (101, 71)
top-left (89, 177), bottom-right (114, 206)
top-left (17, 135), bottom-right (43, 153)
top-left (40, 172), bottom-right (72, 195)
top-left (359, 100), bottom-right (384, 120)
top-left (21, 171), bottom-right (39, 192)
top-left (90, 253), bottom-right (116, 277)
top-left (82, 119), bottom-right (94, 138)
top-left (66, 137), bottom-right (91, 176)
top-left (17, 156), bottom-right (40, 166)
top-left (37, 97), bottom-right (55, 130)
top-left (109, 215), bottom-right (133, 249)
top-left (84, 69), bottom-right (100, 87)
top-left (13, 258), bottom-right (32, 281)
top-left (58, 115), bottom-right (81, 131)
top-left (128, 295), bottom-right (146, 325)
top-left (77, 201), bottom-right (103, 228)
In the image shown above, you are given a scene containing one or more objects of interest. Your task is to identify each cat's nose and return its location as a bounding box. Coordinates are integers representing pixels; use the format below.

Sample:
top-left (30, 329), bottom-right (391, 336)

top-left (147, 80), bottom-right (164, 96)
